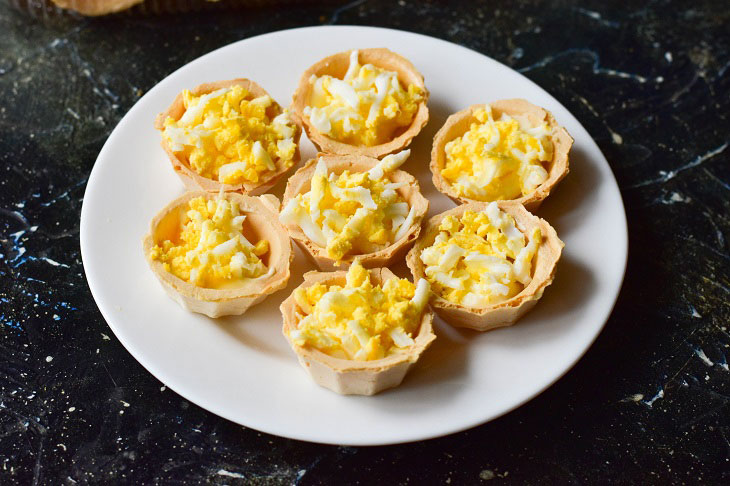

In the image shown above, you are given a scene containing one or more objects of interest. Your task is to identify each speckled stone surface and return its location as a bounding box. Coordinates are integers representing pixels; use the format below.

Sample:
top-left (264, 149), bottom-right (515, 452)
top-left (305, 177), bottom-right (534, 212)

top-left (1, 0), bottom-right (729, 483)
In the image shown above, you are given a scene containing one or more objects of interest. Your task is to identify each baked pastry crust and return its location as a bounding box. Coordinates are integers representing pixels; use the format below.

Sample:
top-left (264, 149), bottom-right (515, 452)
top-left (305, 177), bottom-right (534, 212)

top-left (143, 191), bottom-right (291, 318)
top-left (406, 201), bottom-right (563, 331)
top-left (430, 99), bottom-right (573, 212)
top-left (281, 153), bottom-right (429, 272)
top-left (154, 79), bottom-right (301, 195)
top-left (291, 48), bottom-right (429, 158)
top-left (280, 267), bottom-right (436, 395)
top-left (51, 0), bottom-right (142, 15)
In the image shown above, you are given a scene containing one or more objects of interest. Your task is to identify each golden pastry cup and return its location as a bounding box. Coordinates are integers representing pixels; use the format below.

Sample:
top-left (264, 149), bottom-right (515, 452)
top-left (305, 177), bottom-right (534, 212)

top-left (142, 191), bottom-right (292, 318)
top-left (280, 267), bottom-right (436, 395)
top-left (51, 0), bottom-right (142, 15)
top-left (45, 0), bottom-right (268, 16)
top-left (291, 48), bottom-right (429, 158)
top-left (406, 201), bottom-right (563, 332)
top-left (281, 153), bottom-right (429, 272)
top-left (154, 78), bottom-right (302, 195)
top-left (430, 99), bottom-right (573, 212)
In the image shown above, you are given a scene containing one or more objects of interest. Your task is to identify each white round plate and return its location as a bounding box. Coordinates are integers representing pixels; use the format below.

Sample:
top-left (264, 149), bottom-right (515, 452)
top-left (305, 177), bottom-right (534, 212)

top-left (80, 26), bottom-right (627, 446)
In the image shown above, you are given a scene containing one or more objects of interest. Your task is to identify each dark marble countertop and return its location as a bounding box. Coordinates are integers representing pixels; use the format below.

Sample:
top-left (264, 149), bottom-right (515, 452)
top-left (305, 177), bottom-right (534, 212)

top-left (1, 0), bottom-right (729, 483)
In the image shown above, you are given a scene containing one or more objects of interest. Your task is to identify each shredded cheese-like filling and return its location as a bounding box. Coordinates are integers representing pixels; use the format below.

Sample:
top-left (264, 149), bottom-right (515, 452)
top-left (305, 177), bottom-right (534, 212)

top-left (420, 203), bottom-right (541, 307)
top-left (162, 85), bottom-right (297, 185)
top-left (303, 50), bottom-right (424, 146)
top-left (289, 261), bottom-right (430, 361)
top-left (279, 150), bottom-right (417, 262)
top-left (441, 106), bottom-right (553, 201)
top-left (150, 195), bottom-right (271, 289)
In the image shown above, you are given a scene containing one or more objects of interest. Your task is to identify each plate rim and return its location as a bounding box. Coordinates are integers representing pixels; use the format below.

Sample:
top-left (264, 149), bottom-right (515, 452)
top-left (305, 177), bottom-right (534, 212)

top-left (80, 24), bottom-right (628, 446)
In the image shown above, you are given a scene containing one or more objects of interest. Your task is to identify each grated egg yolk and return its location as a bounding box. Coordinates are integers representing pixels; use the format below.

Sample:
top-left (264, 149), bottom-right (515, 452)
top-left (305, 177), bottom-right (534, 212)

top-left (441, 106), bottom-right (553, 201)
top-left (288, 261), bottom-right (430, 361)
top-left (303, 50), bottom-right (424, 146)
top-left (279, 150), bottom-right (417, 262)
top-left (162, 85), bottom-right (298, 185)
top-left (420, 203), bottom-right (541, 307)
top-left (149, 195), bottom-right (271, 289)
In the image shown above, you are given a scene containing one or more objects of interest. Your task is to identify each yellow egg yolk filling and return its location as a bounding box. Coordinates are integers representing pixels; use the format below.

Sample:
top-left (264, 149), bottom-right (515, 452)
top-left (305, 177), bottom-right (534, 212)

top-left (279, 151), bottom-right (417, 262)
top-left (149, 196), bottom-right (270, 289)
top-left (162, 85), bottom-right (298, 185)
top-left (304, 50), bottom-right (424, 146)
top-left (419, 204), bottom-right (541, 307)
top-left (441, 107), bottom-right (553, 201)
top-left (289, 261), bottom-right (430, 361)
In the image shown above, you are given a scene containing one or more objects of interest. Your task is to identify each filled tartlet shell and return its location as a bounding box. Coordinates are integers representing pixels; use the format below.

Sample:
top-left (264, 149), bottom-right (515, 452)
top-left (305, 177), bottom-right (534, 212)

top-left (291, 48), bottom-right (429, 158)
top-left (406, 201), bottom-right (563, 331)
top-left (154, 78), bottom-right (302, 195)
top-left (281, 153), bottom-right (429, 272)
top-left (51, 0), bottom-right (142, 15)
top-left (142, 191), bottom-right (292, 318)
top-left (430, 99), bottom-right (573, 212)
top-left (280, 267), bottom-right (436, 395)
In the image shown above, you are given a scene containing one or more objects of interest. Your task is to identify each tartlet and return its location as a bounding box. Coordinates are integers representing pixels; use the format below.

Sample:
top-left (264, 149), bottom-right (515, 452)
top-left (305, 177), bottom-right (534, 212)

top-left (51, 0), bottom-right (141, 15)
top-left (154, 78), bottom-right (301, 195)
top-left (431, 99), bottom-right (573, 212)
top-left (143, 191), bottom-right (291, 318)
top-left (280, 152), bottom-right (429, 272)
top-left (291, 48), bottom-right (429, 158)
top-left (406, 201), bottom-right (563, 331)
top-left (280, 266), bottom-right (435, 395)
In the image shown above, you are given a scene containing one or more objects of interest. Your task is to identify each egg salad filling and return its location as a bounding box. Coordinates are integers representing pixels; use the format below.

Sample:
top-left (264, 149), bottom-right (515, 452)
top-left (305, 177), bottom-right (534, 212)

top-left (162, 85), bottom-right (298, 185)
top-left (303, 50), bottom-right (424, 146)
top-left (441, 106), bottom-right (553, 201)
top-left (420, 203), bottom-right (541, 307)
top-left (149, 195), bottom-right (272, 289)
top-left (289, 261), bottom-right (430, 361)
top-left (280, 150), bottom-right (417, 261)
